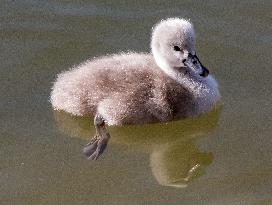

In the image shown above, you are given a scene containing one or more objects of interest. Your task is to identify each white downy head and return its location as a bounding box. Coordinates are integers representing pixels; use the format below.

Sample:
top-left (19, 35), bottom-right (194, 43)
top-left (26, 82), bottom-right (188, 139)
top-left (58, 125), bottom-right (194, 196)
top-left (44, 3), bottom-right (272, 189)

top-left (151, 18), bottom-right (209, 79)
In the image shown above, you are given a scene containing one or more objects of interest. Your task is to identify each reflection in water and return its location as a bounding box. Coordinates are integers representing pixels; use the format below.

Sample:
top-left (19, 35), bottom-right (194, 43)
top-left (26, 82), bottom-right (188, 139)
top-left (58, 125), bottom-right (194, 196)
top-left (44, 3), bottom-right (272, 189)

top-left (150, 142), bottom-right (213, 188)
top-left (53, 106), bottom-right (222, 187)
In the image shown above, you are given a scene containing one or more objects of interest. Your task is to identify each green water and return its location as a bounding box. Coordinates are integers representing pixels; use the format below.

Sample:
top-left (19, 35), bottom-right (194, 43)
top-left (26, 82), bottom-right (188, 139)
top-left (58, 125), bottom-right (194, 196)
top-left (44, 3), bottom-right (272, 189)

top-left (1, 1), bottom-right (271, 204)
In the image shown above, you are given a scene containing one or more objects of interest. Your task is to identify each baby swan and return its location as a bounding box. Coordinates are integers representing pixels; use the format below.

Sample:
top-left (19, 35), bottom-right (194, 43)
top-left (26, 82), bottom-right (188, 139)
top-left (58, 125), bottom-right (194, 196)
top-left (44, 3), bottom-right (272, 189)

top-left (50, 18), bottom-right (220, 159)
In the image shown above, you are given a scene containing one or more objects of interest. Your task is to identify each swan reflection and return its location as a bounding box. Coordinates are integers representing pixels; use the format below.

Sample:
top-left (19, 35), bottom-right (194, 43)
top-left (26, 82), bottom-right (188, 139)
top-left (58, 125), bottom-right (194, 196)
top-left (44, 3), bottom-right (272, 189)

top-left (53, 106), bottom-right (222, 188)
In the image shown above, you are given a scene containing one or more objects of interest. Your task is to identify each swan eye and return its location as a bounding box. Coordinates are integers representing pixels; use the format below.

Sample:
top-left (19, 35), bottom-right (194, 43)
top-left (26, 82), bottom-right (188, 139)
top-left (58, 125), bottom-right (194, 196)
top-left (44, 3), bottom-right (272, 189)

top-left (193, 60), bottom-right (198, 64)
top-left (173, 46), bottom-right (181, 51)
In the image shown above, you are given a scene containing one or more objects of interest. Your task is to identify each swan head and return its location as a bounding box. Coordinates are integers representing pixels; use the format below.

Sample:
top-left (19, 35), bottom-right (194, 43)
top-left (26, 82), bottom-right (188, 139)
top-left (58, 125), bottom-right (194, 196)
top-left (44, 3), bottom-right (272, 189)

top-left (151, 18), bottom-right (209, 78)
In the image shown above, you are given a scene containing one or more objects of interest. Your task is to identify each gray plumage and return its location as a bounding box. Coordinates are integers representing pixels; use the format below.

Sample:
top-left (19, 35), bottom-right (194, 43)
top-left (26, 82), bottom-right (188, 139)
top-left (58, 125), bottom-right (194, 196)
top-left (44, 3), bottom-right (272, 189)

top-left (50, 18), bottom-right (220, 126)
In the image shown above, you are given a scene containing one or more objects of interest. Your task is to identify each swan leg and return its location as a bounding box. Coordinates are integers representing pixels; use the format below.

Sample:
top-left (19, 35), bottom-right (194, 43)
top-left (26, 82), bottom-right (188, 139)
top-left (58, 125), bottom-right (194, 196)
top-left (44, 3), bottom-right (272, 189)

top-left (83, 114), bottom-right (110, 160)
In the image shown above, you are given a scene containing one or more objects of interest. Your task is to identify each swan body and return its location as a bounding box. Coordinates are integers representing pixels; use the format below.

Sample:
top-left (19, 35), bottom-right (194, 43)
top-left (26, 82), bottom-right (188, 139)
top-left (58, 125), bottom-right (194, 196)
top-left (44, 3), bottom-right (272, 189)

top-left (51, 52), bottom-right (219, 125)
top-left (51, 18), bottom-right (220, 125)
top-left (50, 18), bottom-right (221, 159)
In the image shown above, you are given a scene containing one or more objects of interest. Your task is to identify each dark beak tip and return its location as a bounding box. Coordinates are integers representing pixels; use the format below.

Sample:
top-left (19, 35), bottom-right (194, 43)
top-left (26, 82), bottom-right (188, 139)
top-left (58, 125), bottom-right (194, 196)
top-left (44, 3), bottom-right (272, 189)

top-left (200, 68), bottom-right (209, 77)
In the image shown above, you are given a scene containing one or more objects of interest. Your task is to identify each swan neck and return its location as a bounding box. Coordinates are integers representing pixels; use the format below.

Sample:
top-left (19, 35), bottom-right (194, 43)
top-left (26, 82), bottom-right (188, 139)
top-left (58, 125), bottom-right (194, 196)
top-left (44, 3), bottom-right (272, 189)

top-left (153, 53), bottom-right (199, 91)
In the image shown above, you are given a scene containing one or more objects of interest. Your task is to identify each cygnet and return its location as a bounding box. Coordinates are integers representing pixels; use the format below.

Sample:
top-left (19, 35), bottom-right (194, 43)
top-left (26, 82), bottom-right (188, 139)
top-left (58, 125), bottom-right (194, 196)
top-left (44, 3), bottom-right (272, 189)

top-left (50, 18), bottom-right (221, 159)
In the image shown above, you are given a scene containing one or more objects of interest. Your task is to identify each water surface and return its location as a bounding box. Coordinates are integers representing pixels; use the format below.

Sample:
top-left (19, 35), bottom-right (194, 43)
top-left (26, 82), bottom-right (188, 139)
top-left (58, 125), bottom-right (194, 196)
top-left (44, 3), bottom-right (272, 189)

top-left (1, 0), bottom-right (272, 204)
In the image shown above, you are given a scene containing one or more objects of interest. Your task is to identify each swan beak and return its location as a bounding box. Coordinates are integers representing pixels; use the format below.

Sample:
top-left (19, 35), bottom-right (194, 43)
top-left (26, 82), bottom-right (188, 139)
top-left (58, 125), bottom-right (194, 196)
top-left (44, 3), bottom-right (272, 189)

top-left (194, 54), bottom-right (209, 77)
top-left (184, 53), bottom-right (210, 78)
top-left (200, 66), bottom-right (209, 77)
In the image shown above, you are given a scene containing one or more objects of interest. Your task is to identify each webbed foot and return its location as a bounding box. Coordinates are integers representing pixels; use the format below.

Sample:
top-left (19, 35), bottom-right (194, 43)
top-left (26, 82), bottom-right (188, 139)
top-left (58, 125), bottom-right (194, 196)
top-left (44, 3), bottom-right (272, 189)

top-left (83, 114), bottom-right (110, 160)
top-left (83, 135), bottom-right (108, 160)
